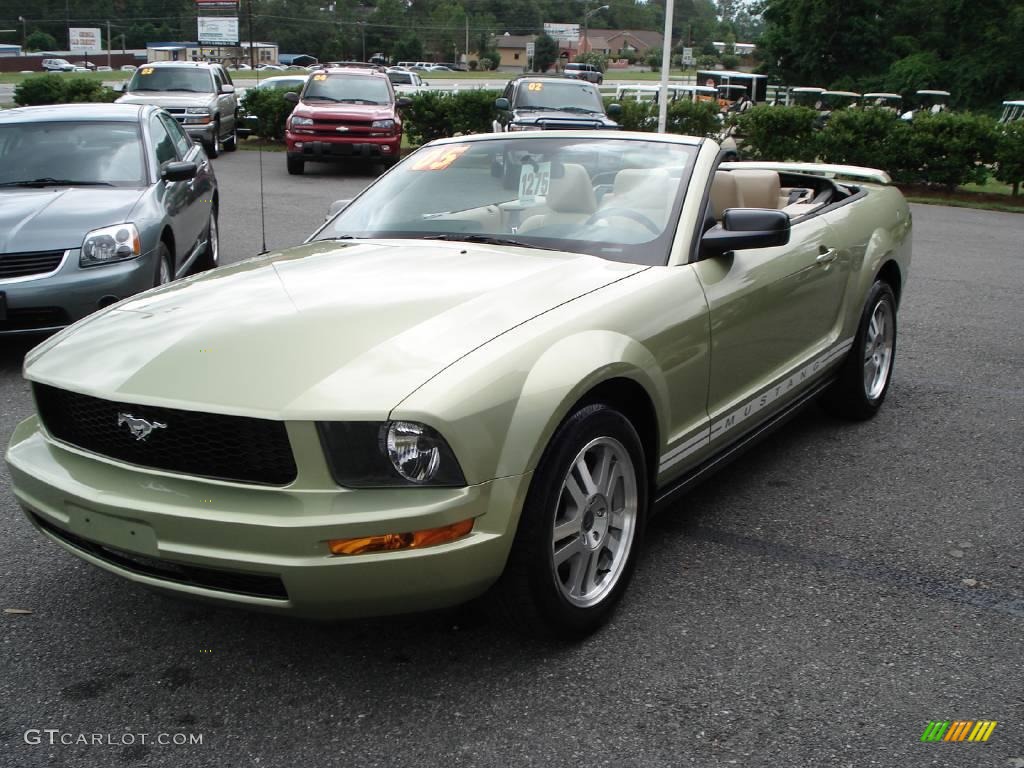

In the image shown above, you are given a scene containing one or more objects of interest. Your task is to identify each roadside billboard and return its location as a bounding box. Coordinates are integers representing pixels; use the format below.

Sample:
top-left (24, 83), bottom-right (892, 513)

top-left (197, 17), bottom-right (240, 45)
top-left (69, 27), bottom-right (102, 53)
top-left (543, 23), bottom-right (580, 43)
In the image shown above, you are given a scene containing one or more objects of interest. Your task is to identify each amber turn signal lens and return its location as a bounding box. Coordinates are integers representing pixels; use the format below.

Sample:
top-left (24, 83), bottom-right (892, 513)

top-left (328, 518), bottom-right (474, 556)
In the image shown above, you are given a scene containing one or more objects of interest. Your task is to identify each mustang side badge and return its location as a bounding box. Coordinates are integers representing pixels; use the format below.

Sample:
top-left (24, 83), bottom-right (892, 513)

top-left (117, 413), bottom-right (167, 441)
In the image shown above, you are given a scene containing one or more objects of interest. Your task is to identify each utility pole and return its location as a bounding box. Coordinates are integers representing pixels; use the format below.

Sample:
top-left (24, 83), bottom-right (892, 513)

top-left (18, 16), bottom-right (26, 49)
top-left (657, 0), bottom-right (674, 133)
top-left (106, 20), bottom-right (111, 68)
top-left (465, 15), bottom-right (469, 66)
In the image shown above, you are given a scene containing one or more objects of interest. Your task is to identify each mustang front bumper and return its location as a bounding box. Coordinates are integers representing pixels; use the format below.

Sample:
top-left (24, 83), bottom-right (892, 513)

top-left (6, 416), bottom-right (530, 619)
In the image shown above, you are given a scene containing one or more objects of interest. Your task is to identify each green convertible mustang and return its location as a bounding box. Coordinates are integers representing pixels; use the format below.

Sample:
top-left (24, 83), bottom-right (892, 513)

top-left (6, 132), bottom-right (911, 637)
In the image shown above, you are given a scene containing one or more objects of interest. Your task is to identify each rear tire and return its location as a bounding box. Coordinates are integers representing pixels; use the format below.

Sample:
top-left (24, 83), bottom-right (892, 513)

top-left (821, 280), bottom-right (897, 420)
top-left (491, 403), bottom-right (647, 639)
top-left (287, 154), bottom-right (305, 175)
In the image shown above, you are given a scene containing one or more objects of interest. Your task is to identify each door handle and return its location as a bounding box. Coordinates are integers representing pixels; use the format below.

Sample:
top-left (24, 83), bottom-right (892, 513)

top-left (816, 247), bottom-right (838, 264)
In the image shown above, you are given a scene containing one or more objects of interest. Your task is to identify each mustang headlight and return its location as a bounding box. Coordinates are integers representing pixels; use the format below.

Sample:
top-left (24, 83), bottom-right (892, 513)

top-left (370, 118), bottom-right (395, 130)
top-left (509, 123), bottom-right (542, 132)
top-left (290, 115), bottom-right (314, 127)
top-left (80, 223), bottom-right (142, 267)
top-left (317, 421), bottom-right (466, 488)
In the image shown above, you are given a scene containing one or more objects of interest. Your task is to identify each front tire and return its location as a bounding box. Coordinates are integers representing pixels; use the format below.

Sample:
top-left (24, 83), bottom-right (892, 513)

top-left (194, 208), bottom-right (219, 272)
top-left (204, 121), bottom-right (221, 158)
top-left (153, 241), bottom-right (172, 287)
top-left (822, 280), bottom-right (897, 420)
top-left (492, 403), bottom-right (647, 639)
top-left (286, 154), bottom-right (305, 175)
top-left (223, 122), bottom-right (237, 152)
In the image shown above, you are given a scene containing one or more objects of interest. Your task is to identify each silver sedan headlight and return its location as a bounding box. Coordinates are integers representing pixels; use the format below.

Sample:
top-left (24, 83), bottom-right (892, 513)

top-left (80, 224), bottom-right (142, 268)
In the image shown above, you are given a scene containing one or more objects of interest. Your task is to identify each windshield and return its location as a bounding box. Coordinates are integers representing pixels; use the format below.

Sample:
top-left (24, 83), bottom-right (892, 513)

top-left (129, 66), bottom-right (214, 93)
top-left (517, 81), bottom-right (604, 112)
top-left (387, 72), bottom-right (412, 85)
top-left (0, 121), bottom-right (146, 187)
top-left (302, 74), bottom-right (392, 104)
top-left (313, 136), bottom-right (696, 265)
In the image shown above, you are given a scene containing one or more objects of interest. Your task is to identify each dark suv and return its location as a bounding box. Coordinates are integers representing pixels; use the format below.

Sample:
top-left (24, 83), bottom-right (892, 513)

top-left (284, 67), bottom-right (410, 174)
top-left (493, 77), bottom-right (620, 132)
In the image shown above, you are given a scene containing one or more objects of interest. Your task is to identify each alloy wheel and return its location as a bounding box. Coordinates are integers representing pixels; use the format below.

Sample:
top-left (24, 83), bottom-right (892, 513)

top-left (863, 298), bottom-right (894, 400)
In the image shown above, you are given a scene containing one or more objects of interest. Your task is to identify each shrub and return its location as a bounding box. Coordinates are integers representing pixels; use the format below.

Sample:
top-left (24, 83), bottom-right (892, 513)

top-left (14, 75), bottom-right (119, 106)
top-left (816, 108), bottom-right (914, 177)
top-left (732, 105), bottom-right (819, 161)
top-left (62, 79), bottom-right (120, 104)
top-left (665, 99), bottom-right (721, 138)
top-left (13, 75), bottom-right (68, 106)
top-left (240, 86), bottom-right (295, 141)
top-left (901, 111), bottom-right (997, 188)
top-left (402, 90), bottom-right (498, 147)
top-left (994, 120), bottom-right (1024, 196)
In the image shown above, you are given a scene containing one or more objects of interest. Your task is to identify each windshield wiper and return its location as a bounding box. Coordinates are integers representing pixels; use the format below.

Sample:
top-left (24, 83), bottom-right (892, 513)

top-left (421, 233), bottom-right (557, 251)
top-left (0, 178), bottom-right (114, 188)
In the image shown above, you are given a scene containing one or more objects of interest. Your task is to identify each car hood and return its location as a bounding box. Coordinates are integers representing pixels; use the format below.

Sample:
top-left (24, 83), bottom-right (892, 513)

top-left (117, 91), bottom-right (216, 108)
top-left (0, 187), bottom-right (146, 253)
top-left (513, 109), bottom-right (617, 128)
top-left (26, 240), bottom-right (645, 418)
top-left (294, 101), bottom-right (395, 121)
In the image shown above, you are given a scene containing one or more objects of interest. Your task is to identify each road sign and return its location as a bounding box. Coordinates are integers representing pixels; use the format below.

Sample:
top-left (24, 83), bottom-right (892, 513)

top-left (68, 27), bottom-right (102, 53)
top-left (682, 47), bottom-right (695, 66)
top-left (197, 17), bottom-right (239, 45)
top-left (526, 42), bottom-right (535, 57)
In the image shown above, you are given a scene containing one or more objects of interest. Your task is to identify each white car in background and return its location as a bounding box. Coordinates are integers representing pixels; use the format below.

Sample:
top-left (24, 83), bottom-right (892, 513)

top-left (386, 69), bottom-right (429, 95)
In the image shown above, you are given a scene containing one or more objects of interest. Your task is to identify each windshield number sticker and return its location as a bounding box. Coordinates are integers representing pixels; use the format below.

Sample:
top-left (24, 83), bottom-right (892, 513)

top-left (312, 73), bottom-right (327, 81)
top-left (518, 162), bottom-right (550, 203)
top-left (409, 144), bottom-right (469, 171)
top-left (140, 67), bottom-right (154, 75)
top-left (527, 82), bottom-right (544, 92)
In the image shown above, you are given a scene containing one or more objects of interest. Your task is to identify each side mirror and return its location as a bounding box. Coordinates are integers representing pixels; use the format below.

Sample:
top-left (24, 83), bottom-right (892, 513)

top-left (396, 96), bottom-right (412, 108)
top-left (284, 91), bottom-right (300, 104)
top-left (607, 102), bottom-right (622, 117)
top-left (120, 82), bottom-right (127, 92)
top-left (220, 84), bottom-right (235, 94)
top-left (494, 97), bottom-right (510, 111)
top-left (160, 160), bottom-right (198, 182)
top-left (701, 208), bottom-right (790, 257)
top-left (326, 199), bottom-right (351, 220)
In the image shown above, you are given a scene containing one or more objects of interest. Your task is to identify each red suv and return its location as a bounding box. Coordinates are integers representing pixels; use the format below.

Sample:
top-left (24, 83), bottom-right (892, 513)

top-left (284, 67), bottom-right (410, 174)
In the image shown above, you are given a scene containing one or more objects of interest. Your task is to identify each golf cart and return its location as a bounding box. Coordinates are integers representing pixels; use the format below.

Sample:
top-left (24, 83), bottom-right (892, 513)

top-left (863, 92), bottom-right (902, 113)
top-left (821, 91), bottom-right (861, 111)
top-left (998, 100), bottom-right (1024, 123)
top-left (697, 70), bottom-right (768, 104)
top-left (789, 86), bottom-right (826, 108)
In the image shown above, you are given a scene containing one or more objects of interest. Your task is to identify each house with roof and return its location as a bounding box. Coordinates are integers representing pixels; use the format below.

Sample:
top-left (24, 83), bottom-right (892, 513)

top-left (580, 29), bottom-right (664, 56)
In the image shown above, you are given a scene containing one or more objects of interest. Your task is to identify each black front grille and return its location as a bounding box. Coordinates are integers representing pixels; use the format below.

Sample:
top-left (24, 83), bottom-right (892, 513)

top-left (31, 512), bottom-right (288, 600)
top-left (0, 249), bottom-right (65, 279)
top-left (0, 307), bottom-right (69, 333)
top-left (33, 383), bottom-right (298, 486)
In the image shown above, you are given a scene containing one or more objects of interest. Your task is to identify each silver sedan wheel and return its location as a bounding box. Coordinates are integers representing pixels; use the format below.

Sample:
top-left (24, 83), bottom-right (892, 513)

top-left (550, 436), bottom-right (638, 608)
top-left (208, 215), bottom-right (219, 266)
top-left (158, 256), bottom-right (172, 285)
top-left (863, 298), bottom-right (894, 400)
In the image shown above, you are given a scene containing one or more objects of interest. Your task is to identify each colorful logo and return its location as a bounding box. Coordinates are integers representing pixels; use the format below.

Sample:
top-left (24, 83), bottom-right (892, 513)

top-left (920, 721), bottom-right (997, 742)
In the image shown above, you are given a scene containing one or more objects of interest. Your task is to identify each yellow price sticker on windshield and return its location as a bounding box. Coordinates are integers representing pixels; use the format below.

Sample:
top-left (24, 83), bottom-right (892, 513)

top-left (527, 82), bottom-right (544, 91)
top-left (410, 144), bottom-right (469, 171)
top-left (313, 73), bottom-right (327, 81)
top-left (140, 67), bottom-right (154, 75)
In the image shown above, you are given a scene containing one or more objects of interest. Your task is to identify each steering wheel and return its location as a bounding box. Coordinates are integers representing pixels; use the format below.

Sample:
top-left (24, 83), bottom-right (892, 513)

top-left (585, 208), bottom-right (660, 235)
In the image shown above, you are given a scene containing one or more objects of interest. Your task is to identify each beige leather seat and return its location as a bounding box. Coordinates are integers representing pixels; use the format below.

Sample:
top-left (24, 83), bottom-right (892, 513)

top-left (518, 163), bottom-right (596, 234)
top-left (600, 168), bottom-right (673, 230)
top-left (731, 169), bottom-right (783, 209)
top-left (710, 170), bottom-right (741, 219)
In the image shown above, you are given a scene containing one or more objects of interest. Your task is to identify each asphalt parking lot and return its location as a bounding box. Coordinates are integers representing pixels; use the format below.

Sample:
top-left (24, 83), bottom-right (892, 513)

top-left (1, 150), bottom-right (1022, 768)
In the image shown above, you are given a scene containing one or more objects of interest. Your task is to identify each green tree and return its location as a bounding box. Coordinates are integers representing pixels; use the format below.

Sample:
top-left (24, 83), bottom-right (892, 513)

top-left (25, 30), bottom-right (59, 52)
top-left (532, 33), bottom-right (558, 73)
top-left (392, 31), bottom-right (424, 63)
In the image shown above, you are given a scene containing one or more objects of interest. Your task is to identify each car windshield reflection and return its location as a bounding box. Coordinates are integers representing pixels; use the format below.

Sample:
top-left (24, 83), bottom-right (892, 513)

top-left (0, 122), bottom-right (147, 187)
top-left (313, 136), bottom-right (696, 266)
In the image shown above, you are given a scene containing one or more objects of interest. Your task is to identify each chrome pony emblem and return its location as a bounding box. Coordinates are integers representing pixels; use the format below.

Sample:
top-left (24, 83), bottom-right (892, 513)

top-left (117, 413), bottom-right (167, 441)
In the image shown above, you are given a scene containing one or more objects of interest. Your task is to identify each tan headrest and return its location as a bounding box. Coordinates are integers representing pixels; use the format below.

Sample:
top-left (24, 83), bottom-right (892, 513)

top-left (612, 168), bottom-right (671, 207)
top-left (546, 163), bottom-right (596, 214)
top-left (710, 170), bottom-right (740, 219)
top-left (732, 169), bottom-right (781, 209)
